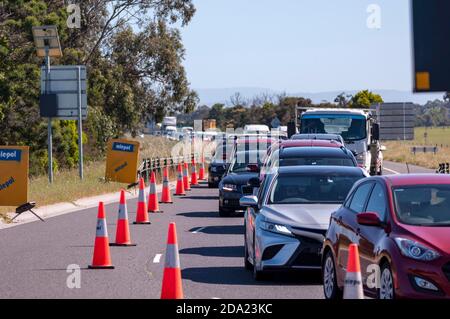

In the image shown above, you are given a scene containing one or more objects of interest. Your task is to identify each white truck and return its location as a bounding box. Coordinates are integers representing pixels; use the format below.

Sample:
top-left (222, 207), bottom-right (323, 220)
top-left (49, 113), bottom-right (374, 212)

top-left (296, 107), bottom-right (384, 175)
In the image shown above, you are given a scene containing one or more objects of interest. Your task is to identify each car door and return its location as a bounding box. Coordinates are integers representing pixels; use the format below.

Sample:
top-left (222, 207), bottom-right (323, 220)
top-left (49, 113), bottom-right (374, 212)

top-left (357, 182), bottom-right (389, 291)
top-left (336, 182), bottom-right (374, 281)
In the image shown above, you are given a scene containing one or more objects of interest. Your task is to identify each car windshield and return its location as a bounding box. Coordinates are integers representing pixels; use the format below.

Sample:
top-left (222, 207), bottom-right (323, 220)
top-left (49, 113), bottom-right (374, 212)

top-left (393, 185), bottom-right (450, 226)
top-left (300, 115), bottom-right (366, 141)
top-left (268, 174), bottom-right (362, 204)
top-left (278, 157), bottom-right (355, 167)
top-left (229, 150), bottom-right (266, 173)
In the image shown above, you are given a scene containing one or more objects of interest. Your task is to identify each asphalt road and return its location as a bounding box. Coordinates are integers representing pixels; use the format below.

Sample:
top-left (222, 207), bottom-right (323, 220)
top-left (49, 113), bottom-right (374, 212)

top-left (0, 182), bottom-right (322, 299)
top-left (0, 161), bottom-right (436, 299)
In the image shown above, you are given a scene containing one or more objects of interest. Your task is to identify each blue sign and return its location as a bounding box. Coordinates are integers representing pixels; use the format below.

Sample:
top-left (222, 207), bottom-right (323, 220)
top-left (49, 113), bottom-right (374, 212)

top-left (0, 149), bottom-right (22, 162)
top-left (112, 142), bottom-right (134, 153)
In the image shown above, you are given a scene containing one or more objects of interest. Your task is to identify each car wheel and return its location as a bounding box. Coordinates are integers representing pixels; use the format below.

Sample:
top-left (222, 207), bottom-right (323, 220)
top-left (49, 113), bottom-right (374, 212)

top-left (219, 206), bottom-right (231, 217)
top-left (379, 262), bottom-right (395, 299)
top-left (244, 228), bottom-right (253, 270)
top-left (322, 250), bottom-right (343, 300)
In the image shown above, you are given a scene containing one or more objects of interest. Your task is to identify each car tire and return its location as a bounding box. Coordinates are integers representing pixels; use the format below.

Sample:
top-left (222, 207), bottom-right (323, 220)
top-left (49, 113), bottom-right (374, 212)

top-left (377, 166), bottom-right (383, 176)
top-left (208, 182), bottom-right (215, 188)
top-left (219, 206), bottom-right (232, 217)
top-left (378, 262), bottom-right (395, 299)
top-left (322, 250), bottom-right (342, 300)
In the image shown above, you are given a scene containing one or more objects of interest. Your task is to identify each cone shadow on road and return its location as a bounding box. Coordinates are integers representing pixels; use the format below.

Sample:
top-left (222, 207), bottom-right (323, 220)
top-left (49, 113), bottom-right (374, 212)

top-left (188, 225), bottom-right (244, 235)
top-left (180, 245), bottom-right (244, 258)
top-left (177, 211), bottom-right (232, 218)
top-left (182, 267), bottom-right (321, 286)
top-left (179, 196), bottom-right (219, 200)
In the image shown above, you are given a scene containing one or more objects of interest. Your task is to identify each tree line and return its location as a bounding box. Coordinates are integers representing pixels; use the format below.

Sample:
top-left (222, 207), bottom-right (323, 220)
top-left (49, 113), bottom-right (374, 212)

top-left (0, 0), bottom-right (198, 175)
top-left (178, 90), bottom-right (384, 130)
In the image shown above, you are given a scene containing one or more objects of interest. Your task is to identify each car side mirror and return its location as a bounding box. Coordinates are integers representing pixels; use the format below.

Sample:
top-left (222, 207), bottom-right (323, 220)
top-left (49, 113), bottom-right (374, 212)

top-left (248, 177), bottom-right (261, 188)
top-left (357, 212), bottom-right (382, 226)
top-left (239, 195), bottom-right (258, 208)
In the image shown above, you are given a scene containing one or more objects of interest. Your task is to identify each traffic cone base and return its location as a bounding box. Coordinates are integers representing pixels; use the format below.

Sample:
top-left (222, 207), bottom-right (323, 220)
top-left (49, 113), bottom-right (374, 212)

top-left (88, 265), bottom-right (115, 269)
top-left (160, 201), bottom-right (173, 203)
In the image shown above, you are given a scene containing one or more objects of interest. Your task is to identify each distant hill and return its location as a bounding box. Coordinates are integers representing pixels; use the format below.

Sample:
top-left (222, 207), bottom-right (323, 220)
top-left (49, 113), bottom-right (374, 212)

top-left (195, 87), bottom-right (444, 106)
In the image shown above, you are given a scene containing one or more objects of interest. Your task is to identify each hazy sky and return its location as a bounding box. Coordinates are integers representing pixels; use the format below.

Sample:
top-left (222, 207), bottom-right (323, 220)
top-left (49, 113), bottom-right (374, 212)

top-left (181, 0), bottom-right (413, 92)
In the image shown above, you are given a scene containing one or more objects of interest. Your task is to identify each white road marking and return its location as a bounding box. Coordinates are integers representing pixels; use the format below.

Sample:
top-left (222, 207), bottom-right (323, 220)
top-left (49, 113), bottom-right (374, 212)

top-left (153, 254), bottom-right (162, 263)
top-left (383, 167), bottom-right (400, 175)
top-left (192, 226), bottom-right (206, 234)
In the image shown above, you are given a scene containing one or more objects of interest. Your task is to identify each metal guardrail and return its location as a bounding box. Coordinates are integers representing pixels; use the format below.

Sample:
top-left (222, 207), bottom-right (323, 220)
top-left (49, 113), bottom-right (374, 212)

top-left (137, 154), bottom-right (202, 183)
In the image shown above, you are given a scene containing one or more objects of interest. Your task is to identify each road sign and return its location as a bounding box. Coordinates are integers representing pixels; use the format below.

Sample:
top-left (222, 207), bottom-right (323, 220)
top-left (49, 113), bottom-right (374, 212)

top-left (371, 103), bottom-right (415, 140)
top-left (40, 65), bottom-right (87, 119)
top-left (105, 139), bottom-right (140, 184)
top-left (412, 0), bottom-right (450, 92)
top-left (0, 146), bottom-right (29, 206)
top-left (271, 117), bottom-right (281, 129)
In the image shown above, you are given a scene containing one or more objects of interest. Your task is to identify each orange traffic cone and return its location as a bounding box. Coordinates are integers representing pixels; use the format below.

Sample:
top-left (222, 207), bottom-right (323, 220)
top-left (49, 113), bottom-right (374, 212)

top-left (161, 222), bottom-right (183, 299)
top-left (191, 158), bottom-right (199, 186)
top-left (174, 164), bottom-right (185, 196)
top-left (89, 202), bottom-right (114, 269)
top-left (183, 162), bottom-right (191, 191)
top-left (160, 166), bottom-right (173, 204)
top-left (148, 171), bottom-right (162, 213)
top-left (198, 155), bottom-right (206, 180)
top-left (134, 177), bottom-right (151, 224)
top-left (343, 243), bottom-right (364, 299)
top-left (110, 190), bottom-right (136, 246)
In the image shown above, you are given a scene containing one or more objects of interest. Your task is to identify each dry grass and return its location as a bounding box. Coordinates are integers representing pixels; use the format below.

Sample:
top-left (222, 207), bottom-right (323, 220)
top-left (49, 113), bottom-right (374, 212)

top-left (0, 136), bottom-right (178, 222)
top-left (383, 127), bottom-right (450, 170)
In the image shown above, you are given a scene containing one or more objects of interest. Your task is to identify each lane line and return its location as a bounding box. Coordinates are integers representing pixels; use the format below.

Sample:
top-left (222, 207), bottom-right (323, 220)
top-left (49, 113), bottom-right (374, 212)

top-left (192, 226), bottom-right (206, 234)
top-left (153, 254), bottom-right (162, 263)
top-left (383, 167), bottom-right (400, 175)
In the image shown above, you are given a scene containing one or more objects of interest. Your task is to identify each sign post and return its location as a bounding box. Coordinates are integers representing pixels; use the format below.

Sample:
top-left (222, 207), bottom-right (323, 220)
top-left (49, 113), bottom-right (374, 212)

top-left (77, 66), bottom-right (83, 179)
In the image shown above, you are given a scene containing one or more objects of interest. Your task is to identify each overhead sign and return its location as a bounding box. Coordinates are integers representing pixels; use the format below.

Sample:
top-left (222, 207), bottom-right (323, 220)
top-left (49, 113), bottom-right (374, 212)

top-left (0, 146), bottom-right (29, 206)
top-left (40, 65), bottom-right (87, 119)
top-left (412, 0), bottom-right (450, 92)
top-left (105, 139), bottom-right (140, 184)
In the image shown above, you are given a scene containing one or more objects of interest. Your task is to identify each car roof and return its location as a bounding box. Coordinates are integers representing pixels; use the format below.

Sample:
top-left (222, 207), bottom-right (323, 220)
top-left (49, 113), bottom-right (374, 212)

top-left (280, 139), bottom-right (342, 148)
top-left (381, 174), bottom-right (450, 187)
top-left (279, 146), bottom-right (352, 158)
top-left (277, 166), bottom-right (365, 176)
top-left (291, 133), bottom-right (341, 139)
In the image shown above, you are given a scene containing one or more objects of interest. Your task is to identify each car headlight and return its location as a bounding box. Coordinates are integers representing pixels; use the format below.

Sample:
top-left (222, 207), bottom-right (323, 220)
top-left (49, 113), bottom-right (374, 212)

top-left (260, 220), bottom-right (293, 237)
top-left (222, 184), bottom-right (237, 192)
top-left (394, 238), bottom-right (440, 261)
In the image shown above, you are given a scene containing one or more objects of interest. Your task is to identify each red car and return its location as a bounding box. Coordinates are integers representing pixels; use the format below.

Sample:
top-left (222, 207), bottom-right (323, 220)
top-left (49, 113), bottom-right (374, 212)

top-left (322, 174), bottom-right (450, 299)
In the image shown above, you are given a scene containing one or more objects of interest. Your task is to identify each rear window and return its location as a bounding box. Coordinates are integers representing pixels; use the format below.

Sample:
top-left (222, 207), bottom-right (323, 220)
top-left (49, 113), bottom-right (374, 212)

top-left (279, 157), bottom-right (355, 167)
top-left (268, 174), bottom-right (363, 204)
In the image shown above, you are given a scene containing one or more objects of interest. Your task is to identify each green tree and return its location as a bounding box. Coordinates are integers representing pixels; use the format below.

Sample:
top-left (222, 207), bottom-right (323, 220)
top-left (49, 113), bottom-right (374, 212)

top-left (350, 90), bottom-right (383, 108)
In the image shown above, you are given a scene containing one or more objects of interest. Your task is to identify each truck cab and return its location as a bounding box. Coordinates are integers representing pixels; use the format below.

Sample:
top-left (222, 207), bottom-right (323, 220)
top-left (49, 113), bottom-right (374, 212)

top-left (296, 108), bottom-right (383, 175)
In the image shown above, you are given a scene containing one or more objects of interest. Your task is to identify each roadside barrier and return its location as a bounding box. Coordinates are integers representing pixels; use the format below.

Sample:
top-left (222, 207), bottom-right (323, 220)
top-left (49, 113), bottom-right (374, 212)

top-left (183, 162), bottom-right (191, 191)
top-left (174, 163), bottom-right (186, 196)
top-left (436, 163), bottom-right (450, 174)
top-left (191, 157), bottom-right (199, 186)
top-left (134, 177), bottom-right (151, 224)
top-left (89, 202), bottom-right (114, 269)
top-left (148, 171), bottom-right (162, 213)
top-left (343, 243), bottom-right (364, 299)
top-left (160, 166), bottom-right (173, 204)
top-left (110, 190), bottom-right (136, 247)
top-left (161, 222), bottom-right (183, 299)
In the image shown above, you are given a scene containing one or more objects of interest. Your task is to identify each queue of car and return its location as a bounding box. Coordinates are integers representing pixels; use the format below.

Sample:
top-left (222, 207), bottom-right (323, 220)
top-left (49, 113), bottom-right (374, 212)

top-left (208, 131), bottom-right (450, 299)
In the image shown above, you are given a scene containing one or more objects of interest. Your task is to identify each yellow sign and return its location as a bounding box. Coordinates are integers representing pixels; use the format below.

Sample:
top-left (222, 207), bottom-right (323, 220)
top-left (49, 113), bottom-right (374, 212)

top-left (105, 139), bottom-right (140, 184)
top-left (0, 146), bottom-right (29, 206)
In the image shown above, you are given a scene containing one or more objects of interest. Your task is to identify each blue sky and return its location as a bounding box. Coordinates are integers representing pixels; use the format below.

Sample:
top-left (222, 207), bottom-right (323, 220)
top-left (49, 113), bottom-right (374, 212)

top-left (180, 0), bottom-right (413, 93)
